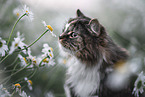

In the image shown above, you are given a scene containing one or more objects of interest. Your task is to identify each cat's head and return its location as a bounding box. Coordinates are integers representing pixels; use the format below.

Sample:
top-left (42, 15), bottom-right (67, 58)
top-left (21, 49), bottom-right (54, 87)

top-left (59, 9), bottom-right (108, 65)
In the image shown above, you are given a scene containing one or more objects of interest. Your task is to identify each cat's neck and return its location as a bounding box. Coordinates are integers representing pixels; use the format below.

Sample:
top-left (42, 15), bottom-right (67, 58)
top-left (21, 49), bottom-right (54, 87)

top-left (67, 55), bottom-right (103, 69)
top-left (66, 56), bottom-right (101, 97)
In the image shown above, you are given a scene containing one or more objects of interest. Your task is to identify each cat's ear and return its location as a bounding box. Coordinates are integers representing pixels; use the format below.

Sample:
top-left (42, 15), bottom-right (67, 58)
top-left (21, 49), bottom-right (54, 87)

top-left (89, 18), bottom-right (101, 36)
top-left (76, 9), bottom-right (85, 17)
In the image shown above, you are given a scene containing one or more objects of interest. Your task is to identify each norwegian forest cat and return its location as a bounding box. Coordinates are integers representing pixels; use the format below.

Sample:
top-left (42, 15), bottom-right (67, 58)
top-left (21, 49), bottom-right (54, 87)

top-left (59, 9), bottom-right (136, 97)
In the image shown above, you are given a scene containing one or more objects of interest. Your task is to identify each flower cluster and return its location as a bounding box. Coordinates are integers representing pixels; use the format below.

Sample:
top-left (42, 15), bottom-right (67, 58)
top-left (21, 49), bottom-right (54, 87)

top-left (0, 84), bottom-right (30, 97)
top-left (9, 32), bottom-right (30, 55)
top-left (18, 43), bottom-right (55, 69)
top-left (13, 5), bottom-right (34, 21)
top-left (24, 77), bottom-right (33, 90)
top-left (0, 84), bottom-right (11, 97)
top-left (132, 71), bottom-right (145, 97)
top-left (13, 83), bottom-right (31, 97)
top-left (22, 5), bottom-right (34, 21)
top-left (0, 4), bottom-right (56, 97)
top-left (14, 83), bottom-right (21, 94)
top-left (40, 43), bottom-right (55, 66)
top-left (0, 38), bottom-right (8, 57)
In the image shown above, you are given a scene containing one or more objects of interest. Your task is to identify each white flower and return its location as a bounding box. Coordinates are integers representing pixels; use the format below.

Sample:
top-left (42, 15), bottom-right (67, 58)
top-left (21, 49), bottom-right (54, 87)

top-left (18, 54), bottom-right (37, 68)
top-left (9, 32), bottom-right (29, 54)
top-left (13, 7), bottom-right (21, 17)
top-left (0, 84), bottom-right (11, 97)
top-left (24, 77), bottom-right (33, 90)
top-left (22, 5), bottom-right (34, 21)
top-left (28, 54), bottom-right (38, 67)
top-left (0, 37), bottom-right (8, 57)
top-left (20, 91), bottom-right (30, 97)
top-left (37, 44), bottom-right (55, 67)
top-left (37, 57), bottom-right (48, 66)
top-left (45, 92), bottom-right (54, 97)
top-left (13, 83), bottom-right (21, 95)
top-left (18, 54), bottom-right (28, 67)
top-left (42, 43), bottom-right (54, 59)
top-left (57, 57), bottom-right (67, 65)
top-left (37, 56), bottom-right (55, 67)
top-left (42, 21), bottom-right (56, 37)
top-left (49, 59), bottom-right (55, 66)
top-left (132, 71), bottom-right (145, 97)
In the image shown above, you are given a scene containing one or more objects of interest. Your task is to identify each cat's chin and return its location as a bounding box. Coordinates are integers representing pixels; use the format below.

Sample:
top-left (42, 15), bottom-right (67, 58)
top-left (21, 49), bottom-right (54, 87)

top-left (58, 42), bottom-right (75, 57)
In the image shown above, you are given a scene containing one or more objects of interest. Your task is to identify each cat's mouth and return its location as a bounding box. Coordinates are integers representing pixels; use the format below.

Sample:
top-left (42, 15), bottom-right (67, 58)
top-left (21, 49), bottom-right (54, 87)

top-left (59, 36), bottom-right (77, 55)
top-left (58, 35), bottom-right (64, 46)
top-left (58, 38), bottom-right (63, 44)
top-left (59, 37), bottom-right (85, 56)
top-left (59, 33), bottom-right (65, 43)
top-left (59, 35), bottom-right (69, 49)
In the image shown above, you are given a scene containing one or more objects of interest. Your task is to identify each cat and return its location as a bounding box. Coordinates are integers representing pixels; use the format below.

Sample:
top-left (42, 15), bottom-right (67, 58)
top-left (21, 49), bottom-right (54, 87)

top-left (59, 9), bottom-right (135, 97)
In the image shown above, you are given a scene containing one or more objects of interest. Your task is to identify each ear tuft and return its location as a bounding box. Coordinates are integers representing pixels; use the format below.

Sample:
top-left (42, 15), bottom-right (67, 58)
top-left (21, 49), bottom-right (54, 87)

top-left (89, 19), bottom-right (100, 36)
top-left (76, 9), bottom-right (85, 17)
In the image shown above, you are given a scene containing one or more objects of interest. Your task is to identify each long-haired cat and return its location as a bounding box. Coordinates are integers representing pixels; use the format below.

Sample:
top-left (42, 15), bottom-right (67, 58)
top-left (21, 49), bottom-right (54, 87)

top-left (59, 9), bottom-right (136, 97)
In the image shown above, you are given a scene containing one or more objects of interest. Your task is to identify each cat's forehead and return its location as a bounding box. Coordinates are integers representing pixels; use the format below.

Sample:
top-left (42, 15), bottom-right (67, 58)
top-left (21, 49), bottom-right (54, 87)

top-left (63, 17), bottom-right (91, 33)
top-left (68, 17), bottom-right (90, 24)
top-left (64, 18), bottom-right (90, 29)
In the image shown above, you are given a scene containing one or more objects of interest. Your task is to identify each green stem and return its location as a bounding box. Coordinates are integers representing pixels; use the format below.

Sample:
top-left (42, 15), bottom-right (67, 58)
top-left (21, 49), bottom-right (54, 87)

top-left (0, 54), bottom-right (9, 64)
top-left (39, 56), bottom-right (48, 67)
top-left (26, 29), bottom-right (49, 49)
top-left (12, 62), bottom-right (20, 74)
top-left (28, 68), bottom-right (37, 79)
top-left (0, 68), bottom-right (20, 73)
top-left (15, 29), bottom-right (49, 52)
top-left (10, 90), bottom-right (16, 97)
top-left (7, 13), bottom-right (26, 46)
top-left (6, 72), bottom-right (31, 87)
top-left (4, 52), bottom-right (21, 69)
top-left (0, 63), bottom-right (31, 84)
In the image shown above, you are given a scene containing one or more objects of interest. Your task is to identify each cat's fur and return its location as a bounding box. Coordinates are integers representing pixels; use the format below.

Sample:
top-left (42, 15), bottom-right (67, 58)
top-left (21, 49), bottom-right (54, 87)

top-left (59, 9), bottom-right (135, 97)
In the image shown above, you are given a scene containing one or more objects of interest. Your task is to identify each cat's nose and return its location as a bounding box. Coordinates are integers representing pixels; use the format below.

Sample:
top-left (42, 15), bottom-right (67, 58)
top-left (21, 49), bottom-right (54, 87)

top-left (59, 33), bottom-right (67, 39)
top-left (59, 35), bottom-right (63, 39)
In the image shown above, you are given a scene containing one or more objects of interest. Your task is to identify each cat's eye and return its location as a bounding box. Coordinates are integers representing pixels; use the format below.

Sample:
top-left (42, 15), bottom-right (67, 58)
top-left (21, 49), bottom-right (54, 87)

top-left (70, 32), bottom-right (78, 38)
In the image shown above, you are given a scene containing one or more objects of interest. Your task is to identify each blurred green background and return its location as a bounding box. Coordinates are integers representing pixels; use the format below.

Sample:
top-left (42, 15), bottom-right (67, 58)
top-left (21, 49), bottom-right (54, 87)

top-left (0, 0), bottom-right (145, 97)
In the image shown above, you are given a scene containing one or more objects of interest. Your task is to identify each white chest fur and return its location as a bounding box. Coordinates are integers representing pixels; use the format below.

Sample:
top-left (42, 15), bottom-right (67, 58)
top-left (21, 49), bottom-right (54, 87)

top-left (65, 57), bottom-right (101, 97)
